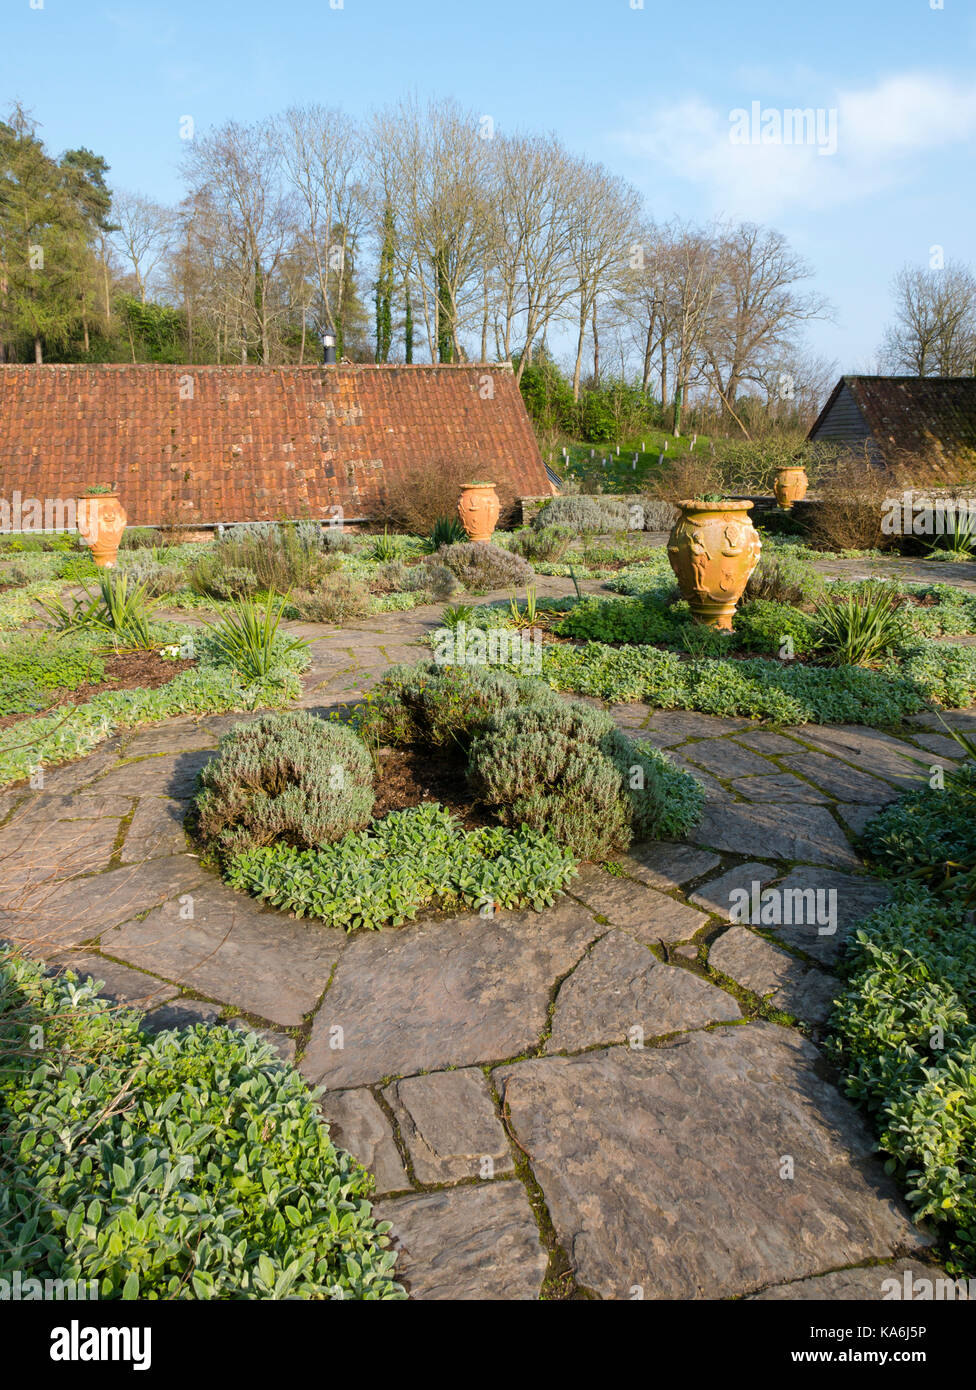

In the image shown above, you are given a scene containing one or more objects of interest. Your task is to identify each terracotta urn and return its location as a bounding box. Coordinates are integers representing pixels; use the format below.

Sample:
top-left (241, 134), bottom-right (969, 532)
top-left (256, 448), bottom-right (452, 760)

top-left (773, 466), bottom-right (809, 510)
top-left (667, 499), bottom-right (762, 631)
top-left (77, 491), bottom-right (128, 567)
top-left (457, 481), bottom-right (500, 544)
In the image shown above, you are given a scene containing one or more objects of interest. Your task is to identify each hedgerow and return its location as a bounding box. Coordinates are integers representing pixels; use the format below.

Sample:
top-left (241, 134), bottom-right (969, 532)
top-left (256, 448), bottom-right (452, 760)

top-left (0, 949), bottom-right (404, 1300)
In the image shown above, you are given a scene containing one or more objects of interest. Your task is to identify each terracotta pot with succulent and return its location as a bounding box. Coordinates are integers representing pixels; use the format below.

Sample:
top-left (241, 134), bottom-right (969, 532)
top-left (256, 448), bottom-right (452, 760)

top-left (773, 466), bottom-right (809, 510)
top-left (666, 496), bottom-right (762, 630)
top-left (457, 482), bottom-right (500, 544)
top-left (76, 485), bottom-right (128, 567)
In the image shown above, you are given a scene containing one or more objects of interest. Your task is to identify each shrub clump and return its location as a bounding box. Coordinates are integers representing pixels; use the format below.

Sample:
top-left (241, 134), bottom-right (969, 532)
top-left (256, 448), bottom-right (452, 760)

top-left (437, 542), bottom-right (533, 593)
top-left (0, 949), bottom-right (403, 1299)
top-left (468, 698), bottom-right (703, 859)
top-left (359, 661), bottom-right (545, 749)
top-left (194, 710), bottom-right (374, 857)
top-left (506, 525), bottom-right (574, 563)
top-left (288, 574), bottom-right (371, 623)
top-left (532, 495), bottom-right (630, 533)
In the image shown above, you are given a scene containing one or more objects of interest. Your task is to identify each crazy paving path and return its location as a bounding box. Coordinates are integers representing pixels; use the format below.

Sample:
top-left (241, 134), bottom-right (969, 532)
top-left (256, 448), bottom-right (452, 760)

top-left (1, 584), bottom-right (971, 1300)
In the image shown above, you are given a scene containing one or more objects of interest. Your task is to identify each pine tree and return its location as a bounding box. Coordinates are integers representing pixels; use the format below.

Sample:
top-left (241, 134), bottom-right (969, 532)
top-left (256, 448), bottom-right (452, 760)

top-left (0, 107), bottom-right (92, 362)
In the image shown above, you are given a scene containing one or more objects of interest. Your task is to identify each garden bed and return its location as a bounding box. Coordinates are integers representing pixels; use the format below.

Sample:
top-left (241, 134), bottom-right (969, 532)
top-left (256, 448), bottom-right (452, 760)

top-left (0, 650), bottom-right (195, 730)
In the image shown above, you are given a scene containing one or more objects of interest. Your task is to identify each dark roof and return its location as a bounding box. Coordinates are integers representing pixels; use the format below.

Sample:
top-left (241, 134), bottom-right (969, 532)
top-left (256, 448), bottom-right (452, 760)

top-left (0, 363), bottom-right (549, 526)
top-left (809, 376), bottom-right (976, 459)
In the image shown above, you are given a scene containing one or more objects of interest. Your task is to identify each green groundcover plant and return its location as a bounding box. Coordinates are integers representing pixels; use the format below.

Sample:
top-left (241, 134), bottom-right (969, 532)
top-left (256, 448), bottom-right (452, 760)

top-left (0, 950), bottom-right (404, 1300)
top-left (827, 885), bottom-right (976, 1273)
top-left (827, 746), bottom-right (976, 1273)
top-left (225, 801), bottom-right (578, 930)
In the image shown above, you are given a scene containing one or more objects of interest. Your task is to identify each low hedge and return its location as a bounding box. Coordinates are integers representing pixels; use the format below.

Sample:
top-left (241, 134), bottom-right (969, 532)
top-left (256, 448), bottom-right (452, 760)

top-left (0, 950), bottom-right (404, 1299)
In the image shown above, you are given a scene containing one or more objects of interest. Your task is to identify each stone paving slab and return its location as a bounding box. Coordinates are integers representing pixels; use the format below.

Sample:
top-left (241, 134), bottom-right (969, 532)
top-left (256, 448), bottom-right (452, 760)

top-left (6, 856), bottom-right (207, 953)
top-left (644, 712), bottom-right (752, 743)
top-left (782, 725), bottom-right (934, 789)
top-left (689, 863), bottom-right (778, 919)
top-left (48, 951), bottom-right (180, 1010)
top-left (384, 1069), bottom-right (511, 1184)
top-left (319, 1089), bottom-right (410, 1195)
top-left (142, 997), bottom-right (224, 1031)
top-left (376, 1182), bottom-right (547, 1300)
top-left (748, 1260), bottom-right (971, 1301)
top-left (781, 751), bottom-right (901, 805)
top-left (707, 927), bottom-right (839, 1024)
top-left (570, 867), bottom-right (708, 943)
top-left (104, 879), bottom-right (340, 1027)
top-left (763, 868), bottom-right (892, 966)
top-left (689, 802), bottom-right (861, 867)
top-left (613, 841), bottom-right (721, 889)
top-left (86, 750), bottom-right (215, 800)
top-left (730, 772), bottom-right (829, 804)
top-left (494, 1027), bottom-right (928, 1301)
top-left (119, 797), bottom-right (189, 863)
top-left (300, 900), bottom-right (603, 1088)
top-left (682, 739), bottom-right (781, 780)
top-left (546, 931), bottom-right (740, 1052)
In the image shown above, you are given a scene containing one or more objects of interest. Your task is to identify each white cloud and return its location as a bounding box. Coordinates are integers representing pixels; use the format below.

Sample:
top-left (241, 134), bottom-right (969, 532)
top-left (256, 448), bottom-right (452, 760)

top-left (612, 72), bottom-right (976, 219)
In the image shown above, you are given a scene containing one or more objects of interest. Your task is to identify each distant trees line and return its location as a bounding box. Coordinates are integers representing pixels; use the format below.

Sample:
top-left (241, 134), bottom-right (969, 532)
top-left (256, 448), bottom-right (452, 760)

top-left (3, 97), bottom-right (970, 437)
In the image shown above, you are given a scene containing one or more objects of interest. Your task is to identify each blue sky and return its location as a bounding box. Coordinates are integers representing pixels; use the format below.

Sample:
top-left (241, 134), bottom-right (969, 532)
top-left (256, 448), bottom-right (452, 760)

top-left (3, 0), bottom-right (974, 375)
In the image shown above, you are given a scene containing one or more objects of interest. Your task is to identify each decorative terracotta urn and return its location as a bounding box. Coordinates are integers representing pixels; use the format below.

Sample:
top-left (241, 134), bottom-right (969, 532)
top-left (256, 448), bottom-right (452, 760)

top-left (457, 481), bottom-right (500, 544)
top-left (667, 499), bottom-right (762, 631)
top-left (77, 491), bottom-right (128, 567)
top-left (773, 466), bottom-right (809, 510)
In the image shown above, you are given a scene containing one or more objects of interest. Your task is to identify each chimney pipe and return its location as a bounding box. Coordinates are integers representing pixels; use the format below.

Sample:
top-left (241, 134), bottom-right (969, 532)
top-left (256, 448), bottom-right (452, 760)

top-left (320, 329), bottom-right (336, 365)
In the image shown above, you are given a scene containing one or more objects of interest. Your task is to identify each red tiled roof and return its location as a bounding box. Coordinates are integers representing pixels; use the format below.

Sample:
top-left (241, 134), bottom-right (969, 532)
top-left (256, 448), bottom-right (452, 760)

top-left (0, 363), bottom-right (549, 525)
top-left (809, 375), bottom-right (976, 460)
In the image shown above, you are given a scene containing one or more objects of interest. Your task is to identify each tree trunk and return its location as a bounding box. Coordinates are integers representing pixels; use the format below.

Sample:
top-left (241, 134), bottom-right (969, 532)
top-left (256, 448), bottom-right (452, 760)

top-left (572, 302), bottom-right (586, 402)
top-left (591, 301), bottom-right (600, 382)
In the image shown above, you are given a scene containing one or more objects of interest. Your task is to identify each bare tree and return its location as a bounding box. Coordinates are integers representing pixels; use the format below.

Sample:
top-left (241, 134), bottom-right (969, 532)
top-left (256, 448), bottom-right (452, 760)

top-left (701, 223), bottom-right (830, 433)
top-left (881, 261), bottom-right (976, 376)
top-left (280, 105), bottom-right (367, 349)
top-left (110, 191), bottom-right (172, 303)
top-left (564, 159), bottom-right (641, 400)
top-left (181, 119), bottom-right (294, 364)
top-left (368, 96), bottom-right (488, 362)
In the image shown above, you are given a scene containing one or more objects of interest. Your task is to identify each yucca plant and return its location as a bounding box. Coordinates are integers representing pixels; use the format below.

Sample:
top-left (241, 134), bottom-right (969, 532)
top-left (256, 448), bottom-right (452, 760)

top-left (369, 526), bottom-right (400, 563)
top-left (206, 592), bottom-right (309, 681)
top-left (927, 511), bottom-right (976, 560)
top-left (90, 571), bottom-right (159, 650)
top-left (507, 586), bottom-right (539, 628)
top-left (429, 515), bottom-right (467, 550)
top-left (813, 583), bottom-right (907, 667)
top-left (441, 602), bottom-right (476, 630)
top-left (41, 572), bottom-right (159, 649)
